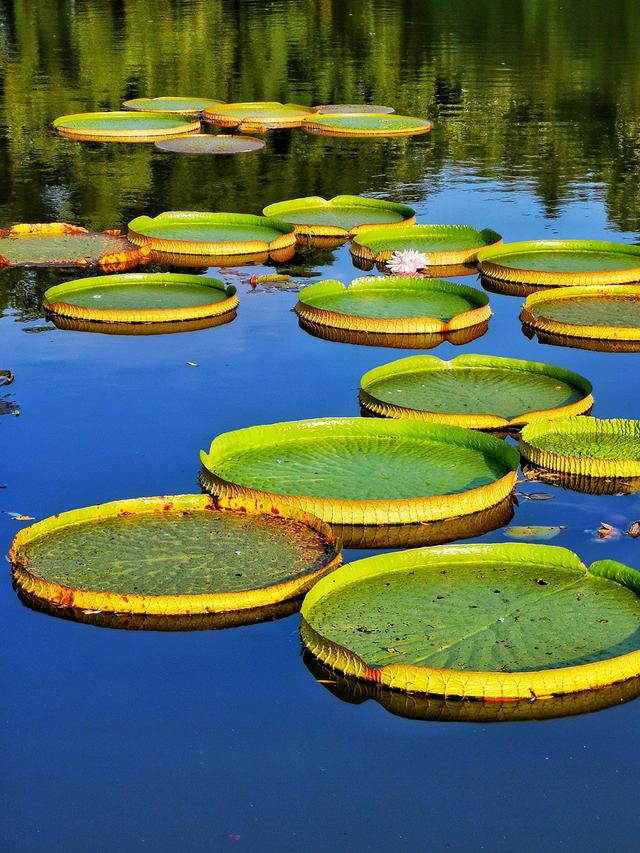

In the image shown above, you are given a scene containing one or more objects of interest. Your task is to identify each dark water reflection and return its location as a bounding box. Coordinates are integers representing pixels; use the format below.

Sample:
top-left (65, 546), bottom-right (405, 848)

top-left (2, 1), bottom-right (640, 850)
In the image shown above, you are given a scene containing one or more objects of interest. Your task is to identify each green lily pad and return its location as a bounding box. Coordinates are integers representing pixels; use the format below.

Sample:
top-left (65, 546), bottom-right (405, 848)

top-left (262, 195), bottom-right (415, 234)
top-left (200, 417), bottom-right (518, 548)
top-left (154, 135), bottom-right (265, 154)
top-left (0, 226), bottom-right (147, 268)
top-left (478, 240), bottom-right (640, 287)
top-left (314, 104), bottom-right (395, 114)
top-left (295, 277), bottom-right (489, 334)
top-left (301, 543), bottom-right (640, 698)
top-left (202, 102), bottom-right (314, 129)
top-left (350, 224), bottom-right (502, 265)
top-left (43, 272), bottom-right (237, 324)
top-left (302, 112), bottom-right (433, 137)
top-left (359, 354), bottom-right (593, 429)
top-left (53, 111), bottom-right (201, 141)
top-left (123, 96), bottom-right (224, 115)
top-left (127, 211), bottom-right (296, 256)
top-left (520, 416), bottom-right (640, 481)
top-left (10, 494), bottom-right (340, 618)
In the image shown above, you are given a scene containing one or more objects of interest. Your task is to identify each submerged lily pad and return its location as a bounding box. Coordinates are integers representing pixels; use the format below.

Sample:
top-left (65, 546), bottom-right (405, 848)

top-left (359, 354), bottom-right (593, 429)
top-left (478, 240), bottom-right (640, 288)
top-left (10, 494), bottom-right (341, 620)
top-left (43, 272), bottom-right (238, 326)
top-left (520, 284), bottom-right (640, 345)
top-left (504, 525), bottom-right (566, 541)
top-left (128, 211), bottom-right (296, 257)
top-left (0, 223), bottom-right (149, 269)
top-left (520, 416), bottom-right (640, 482)
top-left (203, 102), bottom-right (314, 130)
top-left (302, 112), bottom-right (433, 137)
top-left (123, 96), bottom-right (224, 115)
top-left (262, 195), bottom-right (415, 242)
top-left (350, 224), bottom-right (502, 266)
top-left (295, 277), bottom-right (491, 342)
top-left (301, 543), bottom-right (640, 699)
top-left (200, 417), bottom-right (518, 548)
top-left (53, 111), bottom-right (201, 141)
top-left (154, 135), bottom-right (265, 155)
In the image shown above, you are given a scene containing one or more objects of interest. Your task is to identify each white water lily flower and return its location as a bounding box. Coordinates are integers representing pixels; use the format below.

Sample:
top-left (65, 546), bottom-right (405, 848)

top-left (386, 249), bottom-right (430, 275)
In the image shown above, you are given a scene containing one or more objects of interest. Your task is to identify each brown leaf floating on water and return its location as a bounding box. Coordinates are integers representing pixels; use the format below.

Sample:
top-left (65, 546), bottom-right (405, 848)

top-left (628, 521), bottom-right (640, 539)
top-left (597, 522), bottom-right (619, 539)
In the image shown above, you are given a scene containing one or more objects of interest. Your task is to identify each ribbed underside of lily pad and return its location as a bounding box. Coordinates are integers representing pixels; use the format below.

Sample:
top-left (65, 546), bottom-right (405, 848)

top-left (23, 511), bottom-right (334, 596)
top-left (303, 548), bottom-right (640, 673)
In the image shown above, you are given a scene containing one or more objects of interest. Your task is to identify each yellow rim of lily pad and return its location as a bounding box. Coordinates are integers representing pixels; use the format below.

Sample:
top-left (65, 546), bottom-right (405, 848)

top-left (42, 272), bottom-right (238, 324)
top-left (520, 416), bottom-right (640, 480)
top-left (477, 240), bottom-right (640, 287)
top-left (350, 224), bottom-right (502, 266)
top-left (127, 211), bottom-right (297, 256)
top-left (262, 195), bottom-right (416, 240)
top-left (301, 544), bottom-right (640, 701)
top-left (295, 277), bottom-right (491, 335)
top-left (53, 111), bottom-right (201, 142)
top-left (359, 354), bottom-right (593, 430)
top-left (10, 494), bottom-right (342, 617)
top-left (0, 222), bottom-right (150, 270)
top-left (520, 284), bottom-right (640, 342)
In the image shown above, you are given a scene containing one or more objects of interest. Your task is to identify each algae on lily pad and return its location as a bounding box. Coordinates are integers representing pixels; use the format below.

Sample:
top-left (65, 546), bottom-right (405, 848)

top-left (127, 211), bottom-right (296, 258)
top-left (359, 354), bottom-right (593, 430)
top-left (301, 543), bottom-right (640, 700)
top-left (520, 284), bottom-right (640, 345)
top-left (123, 96), bottom-right (224, 115)
top-left (295, 277), bottom-right (491, 343)
top-left (262, 195), bottom-right (415, 244)
top-left (478, 240), bottom-right (640, 288)
top-left (53, 111), bottom-right (201, 142)
top-left (202, 102), bottom-right (314, 130)
top-left (350, 224), bottom-right (502, 266)
top-left (43, 272), bottom-right (238, 326)
top-left (0, 223), bottom-right (149, 270)
top-left (302, 112), bottom-right (433, 137)
top-left (200, 417), bottom-right (518, 548)
top-left (520, 416), bottom-right (640, 481)
top-left (154, 135), bottom-right (265, 155)
top-left (10, 494), bottom-right (341, 621)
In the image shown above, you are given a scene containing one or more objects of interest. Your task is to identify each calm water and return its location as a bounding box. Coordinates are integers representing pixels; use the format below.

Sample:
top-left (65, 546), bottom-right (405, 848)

top-left (2, 1), bottom-right (640, 850)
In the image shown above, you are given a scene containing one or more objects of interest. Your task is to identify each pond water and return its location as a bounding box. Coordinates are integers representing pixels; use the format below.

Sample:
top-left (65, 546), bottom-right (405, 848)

top-left (2, 1), bottom-right (640, 850)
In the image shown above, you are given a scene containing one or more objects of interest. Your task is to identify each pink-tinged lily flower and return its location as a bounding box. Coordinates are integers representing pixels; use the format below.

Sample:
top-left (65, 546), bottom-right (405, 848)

top-left (386, 249), bottom-right (430, 275)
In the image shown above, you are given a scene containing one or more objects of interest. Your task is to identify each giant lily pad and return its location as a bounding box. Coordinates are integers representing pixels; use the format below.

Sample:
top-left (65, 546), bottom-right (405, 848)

top-left (301, 543), bottom-right (640, 700)
top-left (154, 135), bottom-right (265, 155)
top-left (520, 416), bottom-right (640, 481)
top-left (359, 354), bottom-right (593, 430)
top-left (43, 272), bottom-right (238, 326)
top-left (478, 240), bottom-right (640, 288)
top-left (304, 650), bottom-right (640, 722)
top-left (123, 96), bottom-right (224, 115)
top-left (10, 494), bottom-right (341, 622)
top-left (302, 112), bottom-right (433, 137)
top-left (53, 111), bottom-right (201, 142)
top-left (0, 223), bottom-right (149, 269)
top-left (127, 211), bottom-right (296, 257)
top-left (313, 104), bottom-right (395, 115)
top-left (295, 277), bottom-right (491, 344)
top-left (350, 224), bottom-right (502, 267)
top-left (199, 417), bottom-right (518, 548)
top-left (520, 284), bottom-right (640, 346)
top-left (262, 195), bottom-right (415, 245)
top-left (202, 102), bottom-right (314, 130)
